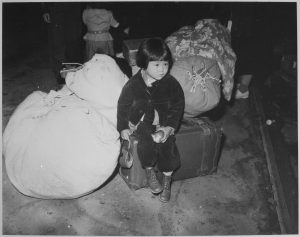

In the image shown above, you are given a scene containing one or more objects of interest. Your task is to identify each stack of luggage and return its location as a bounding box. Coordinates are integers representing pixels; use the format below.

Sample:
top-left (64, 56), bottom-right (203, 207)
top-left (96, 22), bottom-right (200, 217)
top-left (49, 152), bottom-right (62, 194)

top-left (119, 117), bottom-right (222, 190)
top-left (120, 19), bottom-right (236, 190)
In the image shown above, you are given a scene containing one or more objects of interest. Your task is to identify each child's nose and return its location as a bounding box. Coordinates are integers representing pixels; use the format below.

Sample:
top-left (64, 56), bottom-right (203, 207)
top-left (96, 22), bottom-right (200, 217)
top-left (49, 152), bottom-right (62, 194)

top-left (158, 64), bottom-right (166, 71)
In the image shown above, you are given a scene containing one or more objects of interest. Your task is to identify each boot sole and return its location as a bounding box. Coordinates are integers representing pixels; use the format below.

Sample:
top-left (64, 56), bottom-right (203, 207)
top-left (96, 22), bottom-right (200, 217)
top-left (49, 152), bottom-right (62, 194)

top-left (144, 184), bottom-right (163, 194)
top-left (150, 188), bottom-right (163, 194)
top-left (158, 195), bottom-right (170, 203)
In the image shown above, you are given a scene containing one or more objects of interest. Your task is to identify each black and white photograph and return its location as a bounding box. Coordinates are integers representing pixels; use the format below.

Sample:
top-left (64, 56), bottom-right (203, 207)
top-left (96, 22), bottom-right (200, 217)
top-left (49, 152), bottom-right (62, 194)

top-left (2, 0), bottom-right (298, 235)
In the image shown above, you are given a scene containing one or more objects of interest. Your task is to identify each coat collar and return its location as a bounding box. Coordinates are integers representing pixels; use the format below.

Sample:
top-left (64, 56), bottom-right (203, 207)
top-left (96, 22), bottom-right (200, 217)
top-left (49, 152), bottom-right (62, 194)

top-left (137, 69), bottom-right (167, 88)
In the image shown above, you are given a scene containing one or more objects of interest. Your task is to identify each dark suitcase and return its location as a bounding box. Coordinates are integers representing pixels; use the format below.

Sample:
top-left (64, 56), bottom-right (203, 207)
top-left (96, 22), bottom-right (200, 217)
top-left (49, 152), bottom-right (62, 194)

top-left (173, 118), bottom-right (222, 180)
top-left (119, 118), bottom-right (222, 190)
top-left (119, 136), bottom-right (148, 190)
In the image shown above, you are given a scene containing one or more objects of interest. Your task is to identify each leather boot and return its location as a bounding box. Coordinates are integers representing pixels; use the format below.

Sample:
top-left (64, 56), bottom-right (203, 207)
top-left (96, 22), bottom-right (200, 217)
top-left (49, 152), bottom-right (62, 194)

top-left (145, 168), bottom-right (163, 194)
top-left (159, 175), bottom-right (172, 202)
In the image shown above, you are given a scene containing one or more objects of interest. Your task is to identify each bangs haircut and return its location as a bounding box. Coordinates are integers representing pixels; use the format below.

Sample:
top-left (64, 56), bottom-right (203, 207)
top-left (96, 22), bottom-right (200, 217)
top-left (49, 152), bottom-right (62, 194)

top-left (136, 38), bottom-right (173, 69)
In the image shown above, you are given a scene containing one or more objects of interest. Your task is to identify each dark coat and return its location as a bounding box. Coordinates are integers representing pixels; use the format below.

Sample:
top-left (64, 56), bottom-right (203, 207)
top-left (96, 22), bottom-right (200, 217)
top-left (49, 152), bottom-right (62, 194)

top-left (117, 70), bottom-right (185, 133)
top-left (41, 2), bottom-right (84, 82)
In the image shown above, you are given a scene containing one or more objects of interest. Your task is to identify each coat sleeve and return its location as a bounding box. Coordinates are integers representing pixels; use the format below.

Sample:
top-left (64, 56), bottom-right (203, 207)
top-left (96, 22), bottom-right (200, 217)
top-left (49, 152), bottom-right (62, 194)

top-left (110, 11), bottom-right (119, 28)
top-left (165, 79), bottom-right (185, 130)
top-left (117, 82), bottom-right (133, 133)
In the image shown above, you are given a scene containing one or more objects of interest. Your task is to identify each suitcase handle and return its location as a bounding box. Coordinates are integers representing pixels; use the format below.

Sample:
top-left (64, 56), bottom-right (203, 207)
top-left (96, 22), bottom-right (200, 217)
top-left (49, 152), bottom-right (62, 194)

top-left (180, 117), bottom-right (222, 135)
top-left (119, 139), bottom-right (134, 168)
top-left (181, 117), bottom-right (205, 126)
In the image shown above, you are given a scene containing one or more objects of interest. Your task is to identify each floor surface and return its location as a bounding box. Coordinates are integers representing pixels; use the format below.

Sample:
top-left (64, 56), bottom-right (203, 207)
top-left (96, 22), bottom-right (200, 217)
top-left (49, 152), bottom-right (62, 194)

top-left (2, 51), bottom-right (282, 235)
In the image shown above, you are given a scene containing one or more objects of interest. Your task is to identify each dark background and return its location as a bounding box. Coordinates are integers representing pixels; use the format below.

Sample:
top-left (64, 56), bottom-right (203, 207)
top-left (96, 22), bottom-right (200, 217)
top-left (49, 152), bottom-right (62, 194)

top-left (2, 1), bottom-right (297, 68)
top-left (2, 1), bottom-right (297, 121)
top-left (2, 1), bottom-right (297, 120)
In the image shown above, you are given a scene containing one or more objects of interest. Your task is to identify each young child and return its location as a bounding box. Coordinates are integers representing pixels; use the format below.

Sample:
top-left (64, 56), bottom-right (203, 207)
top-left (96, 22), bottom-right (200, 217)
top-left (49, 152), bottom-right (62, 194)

top-left (117, 38), bottom-right (185, 202)
top-left (82, 3), bottom-right (122, 60)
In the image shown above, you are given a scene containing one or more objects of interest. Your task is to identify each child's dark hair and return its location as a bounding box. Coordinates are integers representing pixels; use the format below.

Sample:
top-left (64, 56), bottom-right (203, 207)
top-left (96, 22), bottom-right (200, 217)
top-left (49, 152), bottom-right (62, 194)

top-left (136, 38), bottom-right (173, 69)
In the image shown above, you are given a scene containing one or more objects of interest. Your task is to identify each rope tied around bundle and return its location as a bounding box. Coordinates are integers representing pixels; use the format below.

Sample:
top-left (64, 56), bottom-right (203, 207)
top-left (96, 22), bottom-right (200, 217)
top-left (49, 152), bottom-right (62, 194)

top-left (187, 63), bottom-right (221, 92)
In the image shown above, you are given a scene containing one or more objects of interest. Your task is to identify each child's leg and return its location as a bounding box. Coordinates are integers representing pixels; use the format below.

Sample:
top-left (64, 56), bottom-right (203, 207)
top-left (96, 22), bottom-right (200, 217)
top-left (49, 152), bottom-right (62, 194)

top-left (107, 40), bottom-right (115, 56)
top-left (135, 122), bottom-right (157, 168)
top-left (85, 40), bottom-right (97, 61)
top-left (135, 122), bottom-right (162, 193)
top-left (156, 136), bottom-right (181, 202)
top-left (238, 74), bottom-right (252, 93)
top-left (156, 136), bottom-right (181, 172)
top-left (93, 41), bottom-right (115, 57)
top-left (235, 74), bottom-right (252, 99)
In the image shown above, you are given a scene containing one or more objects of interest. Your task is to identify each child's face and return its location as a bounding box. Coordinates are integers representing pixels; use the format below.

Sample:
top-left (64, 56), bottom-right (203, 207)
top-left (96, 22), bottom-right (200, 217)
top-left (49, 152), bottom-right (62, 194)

top-left (145, 61), bottom-right (169, 81)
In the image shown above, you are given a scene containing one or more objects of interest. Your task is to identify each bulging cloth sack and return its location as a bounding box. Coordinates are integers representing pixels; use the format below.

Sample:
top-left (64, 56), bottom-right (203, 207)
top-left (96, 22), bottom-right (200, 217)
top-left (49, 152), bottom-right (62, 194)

top-left (170, 56), bottom-right (221, 117)
top-left (3, 54), bottom-right (128, 199)
top-left (3, 88), bottom-right (120, 199)
top-left (66, 54), bottom-right (129, 126)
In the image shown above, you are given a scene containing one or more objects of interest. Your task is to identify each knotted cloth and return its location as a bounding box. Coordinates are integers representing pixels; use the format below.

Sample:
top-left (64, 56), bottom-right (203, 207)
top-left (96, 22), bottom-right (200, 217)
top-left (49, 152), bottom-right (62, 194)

top-left (3, 54), bottom-right (127, 199)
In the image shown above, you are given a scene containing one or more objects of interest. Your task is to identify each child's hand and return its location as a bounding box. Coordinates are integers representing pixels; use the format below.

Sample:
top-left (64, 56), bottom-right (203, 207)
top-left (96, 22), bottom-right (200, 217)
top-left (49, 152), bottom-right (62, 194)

top-left (156, 126), bottom-right (175, 143)
top-left (128, 121), bottom-right (138, 133)
top-left (121, 129), bottom-right (132, 141)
